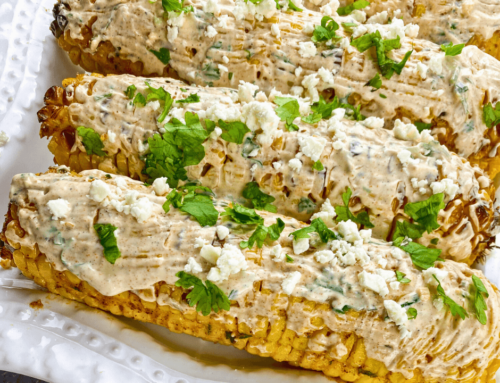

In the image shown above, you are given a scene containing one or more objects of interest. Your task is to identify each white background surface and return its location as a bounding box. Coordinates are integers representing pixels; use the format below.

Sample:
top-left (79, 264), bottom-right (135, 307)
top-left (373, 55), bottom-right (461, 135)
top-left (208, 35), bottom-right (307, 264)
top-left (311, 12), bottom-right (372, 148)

top-left (0, 1), bottom-right (499, 382)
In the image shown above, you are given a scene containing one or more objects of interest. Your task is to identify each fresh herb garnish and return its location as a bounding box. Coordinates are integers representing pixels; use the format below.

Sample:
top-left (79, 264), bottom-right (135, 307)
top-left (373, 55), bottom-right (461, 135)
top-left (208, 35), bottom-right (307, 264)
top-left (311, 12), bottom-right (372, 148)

top-left (396, 271), bottom-right (411, 284)
top-left (161, 0), bottom-right (193, 14)
top-left (415, 121), bottom-right (432, 132)
top-left (483, 102), bottom-right (500, 128)
top-left (94, 223), bottom-right (121, 264)
top-left (471, 275), bottom-right (489, 325)
top-left (221, 204), bottom-right (264, 225)
top-left (94, 93), bottom-right (112, 101)
top-left (218, 120), bottom-right (251, 144)
top-left (145, 82), bottom-right (174, 123)
top-left (407, 308), bottom-right (417, 320)
top-left (176, 93), bottom-right (200, 104)
top-left (404, 193), bottom-right (445, 234)
top-left (240, 218), bottom-right (285, 249)
top-left (433, 274), bottom-right (468, 319)
top-left (274, 0), bottom-right (302, 11)
top-left (392, 220), bottom-right (426, 243)
top-left (312, 16), bottom-right (340, 43)
top-left (313, 160), bottom-right (324, 171)
top-left (351, 31), bottom-right (413, 79)
top-left (298, 197), bottom-right (316, 214)
top-left (133, 93), bottom-right (146, 106)
top-left (440, 42), bottom-right (465, 56)
top-left (290, 218), bottom-right (337, 243)
top-left (365, 73), bottom-right (382, 90)
top-left (77, 127), bottom-right (106, 157)
top-left (202, 63), bottom-right (221, 80)
top-left (399, 241), bottom-right (442, 270)
top-left (273, 96), bottom-right (301, 131)
top-left (150, 48), bottom-right (171, 64)
top-left (242, 182), bottom-right (277, 213)
top-left (175, 271), bottom-right (230, 316)
top-left (430, 238), bottom-right (439, 245)
top-left (337, 0), bottom-right (370, 16)
top-left (143, 112), bottom-right (209, 186)
top-left (301, 112), bottom-right (322, 125)
top-left (310, 96), bottom-right (365, 121)
top-left (286, 254), bottom-right (294, 263)
top-left (341, 22), bottom-right (358, 33)
top-left (335, 187), bottom-right (374, 228)
top-left (125, 85), bottom-right (137, 99)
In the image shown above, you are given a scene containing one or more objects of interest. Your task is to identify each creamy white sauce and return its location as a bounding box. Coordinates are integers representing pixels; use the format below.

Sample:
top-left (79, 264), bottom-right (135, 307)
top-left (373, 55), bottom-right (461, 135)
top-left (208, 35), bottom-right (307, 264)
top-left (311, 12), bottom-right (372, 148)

top-left (64, 74), bottom-right (499, 262)
top-left (5, 169), bottom-right (500, 380)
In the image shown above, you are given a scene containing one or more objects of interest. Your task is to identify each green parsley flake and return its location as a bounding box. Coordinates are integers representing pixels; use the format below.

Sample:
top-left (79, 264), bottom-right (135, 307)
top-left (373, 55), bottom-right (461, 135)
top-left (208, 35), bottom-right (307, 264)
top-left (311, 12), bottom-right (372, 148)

top-left (145, 82), bottom-right (174, 123)
top-left (218, 120), bottom-right (251, 144)
top-left (298, 197), bottom-right (316, 214)
top-left (404, 193), bottom-right (445, 233)
top-left (337, 0), bottom-right (370, 16)
top-left (335, 187), bottom-right (374, 228)
top-left (365, 73), bottom-right (382, 90)
top-left (313, 160), bottom-right (324, 171)
top-left (396, 271), bottom-right (411, 284)
top-left (124, 85), bottom-right (137, 99)
top-left (406, 308), bottom-right (417, 320)
top-left (133, 92), bottom-right (146, 107)
top-left (440, 42), bottom-right (465, 56)
top-left (483, 102), bottom-right (500, 128)
top-left (415, 121), bottom-right (433, 132)
top-left (202, 63), bottom-right (221, 80)
top-left (240, 218), bottom-right (285, 249)
top-left (399, 241), bottom-right (442, 270)
top-left (176, 93), bottom-right (200, 104)
top-left (290, 218), bottom-right (337, 243)
top-left (94, 223), bottom-right (121, 264)
top-left (301, 112), bottom-right (322, 125)
top-left (150, 48), bottom-right (171, 64)
top-left (161, 0), bottom-right (193, 13)
top-left (433, 275), bottom-right (468, 320)
top-left (221, 204), bottom-right (264, 225)
top-left (312, 16), bottom-right (340, 43)
top-left (471, 275), bottom-right (489, 325)
top-left (77, 127), bottom-right (106, 156)
top-left (175, 271), bottom-right (230, 316)
top-left (242, 182), bottom-right (277, 213)
top-left (285, 254), bottom-right (294, 263)
top-left (273, 96), bottom-right (301, 131)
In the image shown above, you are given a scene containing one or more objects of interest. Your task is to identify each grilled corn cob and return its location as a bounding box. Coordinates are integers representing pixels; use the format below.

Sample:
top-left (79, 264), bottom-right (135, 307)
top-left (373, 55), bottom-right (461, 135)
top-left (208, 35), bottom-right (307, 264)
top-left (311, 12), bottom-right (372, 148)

top-left (49, 0), bottom-right (500, 175)
top-left (301, 0), bottom-right (500, 62)
top-left (38, 74), bottom-right (499, 264)
top-left (2, 168), bottom-right (500, 382)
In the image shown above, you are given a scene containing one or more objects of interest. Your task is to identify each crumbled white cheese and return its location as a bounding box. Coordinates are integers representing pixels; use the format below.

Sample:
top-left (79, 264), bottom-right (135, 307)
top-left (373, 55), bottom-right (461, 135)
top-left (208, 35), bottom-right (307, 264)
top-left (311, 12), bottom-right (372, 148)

top-left (288, 158), bottom-right (303, 172)
top-left (210, 127), bottom-right (223, 139)
top-left (89, 180), bottom-right (111, 202)
top-left (405, 23), bottom-right (419, 38)
top-left (295, 66), bottom-right (303, 77)
top-left (376, 269), bottom-right (397, 282)
top-left (428, 55), bottom-right (443, 75)
top-left (240, 101), bottom-right (281, 145)
top-left (337, 220), bottom-right (362, 244)
top-left (271, 244), bottom-right (285, 262)
top-left (290, 86), bottom-right (304, 96)
top-left (216, 225), bottom-right (230, 240)
top-left (351, 10), bottom-right (366, 23)
top-left (107, 130), bottom-right (117, 143)
top-left (397, 149), bottom-right (420, 167)
top-left (238, 81), bottom-right (259, 103)
top-left (416, 62), bottom-right (428, 80)
top-left (167, 26), bottom-right (178, 43)
top-left (47, 198), bottom-right (71, 220)
top-left (303, 22), bottom-right (314, 34)
top-left (194, 237), bottom-right (209, 249)
top-left (478, 176), bottom-right (490, 188)
top-left (218, 64), bottom-right (229, 73)
top-left (394, 119), bottom-right (420, 141)
top-left (315, 250), bottom-right (335, 264)
top-left (422, 267), bottom-right (449, 286)
top-left (129, 196), bottom-right (154, 223)
top-left (203, 0), bottom-right (220, 15)
top-left (271, 23), bottom-right (281, 38)
top-left (390, 281), bottom-right (401, 290)
top-left (282, 271), bottom-right (302, 295)
top-left (317, 67), bottom-right (335, 86)
top-left (272, 161), bottom-right (283, 170)
top-left (430, 178), bottom-right (459, 200)
top-left (205, 25), bottom-right (218, 38)
top-left (184, 257), bottom-right (203, 273)
top-left (311, 199), bottom-right (337, 227)
top-left (217, 15), bottom-right (230, 28)
top-left (302, 73), bottom-right (320, 102)
top-left (297, 135), bottom-right (327, 162)
top-left (339, 37), bottom-right (355, 54)
top-left (200, 244), bottom-right (222, 264)
top-left (293, 237), bottom-right (309, 254)
top-left (366, 11), bottom-right (388, 24)
top-left (384, 300), bottom-right (411, 338)
top-left (360, 116), bottom-right (384, 130)
top-left (152, 177), bottom-right (170, 196)
top-left (207, 244), bottom-right (248, 282)
top-left (233, 0), bottom-right (277, 21)
top-left (254, 91), bottom-right (267, 102)
top-left (358, 271), bottom-right (389, 296)
top-left (206, 104), bottom-right (242, 122)
top-left (330, 239), bottom-right (370, 266)
top-left (188, 71), bottom-right (196, 79)
top-left (360, 229), bottom-right (372, 242)
top-left (298, 41), bottom-right (317, 58)
top-left (390, 247), bottom-right (406, 260)
top-left (222, 55), bottom-right (230, 63)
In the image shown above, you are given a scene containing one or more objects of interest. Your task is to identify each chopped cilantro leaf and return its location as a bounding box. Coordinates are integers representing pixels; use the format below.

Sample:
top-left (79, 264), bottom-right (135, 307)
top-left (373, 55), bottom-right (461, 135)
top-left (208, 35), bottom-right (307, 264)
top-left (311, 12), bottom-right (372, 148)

top-left (202, 63), bottom-right (221, 80)
top-left (228, 72), bottom-right (233, 80)
top-left (77, 127), bottom-right (106, 157)
top-left (433, 274), bottom-right (468, 319)
top-left (242, 182), bottom-right (277, 213)
top-left (359, 370), bottom-right (377, 378)
top-left (440, 42), bottom-right (465, 56)
top-left (313, 160), bottom-right (324, 171)
top-left (415, 121), bottom-right (432, 132)
top-left (286, 0), bottom-right (303, 11)
top-left (218, 120), bottom-right (251, 144)
top-left (273, 96), bottom-right (301, 126)
top-left (404, 193), bottom-right (445, 234)
top-left (335, 187), bottom-right (374, 228)
top-left (396, 271), bottom-right (411, 284)
top-left (430, 238), bottom-right (439, 245)
top-left (483, 102), bottom-right (500, 128)
top-left (312, 16), bottom-right (340, 43)
top-left (392, 220), bottom-right (426, 243)
top-left (298, 197), bottom-right (316, 214)
top-left (311, 96), bottom-right (365, 121)
top-left (471, 275), bottom-right (489, 325)
top-left (221, 204), bottom-right (264, 225)
top-left (407, 308), bottom-right (417, 320)
top-left (124, 85), bottom-right (137, 99)
top-left (175, 271), bottom-right (230, 316)
top-left (94, 223), bottom-right (121, 264)
top-left (341, 22), bottom-right (358, 33)
top-left (240, 218), bottom-right (285, 249)
top-left (161, 0), bottom-right (193, 13)
top-left (290, 218), bottom-right (337, 243)
top-left (286, 254), bottom-right (294, 263)
top-left (365, 73), bottom-right (382, 90)
top-left (145, 82), bottom-right (174, 123)
top-left (400, 241), bottom-right (442, 269)
top-left (133, 92), bottom-right (146, 106)
top-left (150, 48), bottom-right (171, 64)
top-left (301, 112), bottom-right (322, 125)
top-left (176, 93), bottom-right (200, 104)
top-left (379, 94), bottom-right (387, 99)
top-left (337, 0), bottom-right (370, 16)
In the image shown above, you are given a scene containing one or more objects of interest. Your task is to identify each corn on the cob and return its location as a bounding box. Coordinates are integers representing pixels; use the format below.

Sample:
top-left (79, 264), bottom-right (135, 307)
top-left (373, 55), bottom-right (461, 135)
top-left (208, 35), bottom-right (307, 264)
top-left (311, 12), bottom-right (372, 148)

top-left (301, 0), bottom-right (500, 62)
top-left (38, 73), bottom-right (499, 264)
top-left (49, 0), bottom-right (500, 175)
top-left (2, 167), bottom-right (500, 382)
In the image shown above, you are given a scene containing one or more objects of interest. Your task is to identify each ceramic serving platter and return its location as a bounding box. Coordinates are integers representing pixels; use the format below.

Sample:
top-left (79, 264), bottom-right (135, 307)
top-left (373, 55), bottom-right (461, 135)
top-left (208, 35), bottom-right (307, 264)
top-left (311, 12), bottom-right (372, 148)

top-left (0, 0), bottom-right (499, 382)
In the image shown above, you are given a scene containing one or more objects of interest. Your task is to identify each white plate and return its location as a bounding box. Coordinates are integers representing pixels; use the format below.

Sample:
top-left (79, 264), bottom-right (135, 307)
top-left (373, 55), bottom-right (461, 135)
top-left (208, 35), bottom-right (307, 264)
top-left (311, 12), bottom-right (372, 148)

top-left (0, 1), bottom-right (499, 382)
